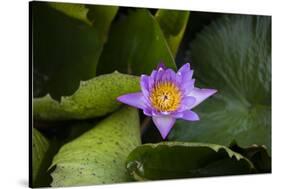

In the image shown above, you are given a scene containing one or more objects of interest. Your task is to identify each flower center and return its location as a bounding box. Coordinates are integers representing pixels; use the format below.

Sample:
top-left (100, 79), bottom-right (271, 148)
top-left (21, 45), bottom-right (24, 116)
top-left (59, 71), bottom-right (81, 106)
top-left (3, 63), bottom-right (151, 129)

top-left (149, 81), bottom-right (182, 112)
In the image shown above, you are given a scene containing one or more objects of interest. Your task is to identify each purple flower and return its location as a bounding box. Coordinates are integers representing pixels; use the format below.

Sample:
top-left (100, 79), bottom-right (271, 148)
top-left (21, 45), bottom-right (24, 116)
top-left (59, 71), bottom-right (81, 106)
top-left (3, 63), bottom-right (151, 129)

top-left (117, 63), bottom-right (217, 139)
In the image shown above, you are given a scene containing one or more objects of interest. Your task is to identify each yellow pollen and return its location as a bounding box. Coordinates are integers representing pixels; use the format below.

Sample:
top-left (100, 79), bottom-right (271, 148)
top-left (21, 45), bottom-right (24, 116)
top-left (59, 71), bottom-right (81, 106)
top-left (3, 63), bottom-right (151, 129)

top-left (149, 81), bottom-right (182, 112)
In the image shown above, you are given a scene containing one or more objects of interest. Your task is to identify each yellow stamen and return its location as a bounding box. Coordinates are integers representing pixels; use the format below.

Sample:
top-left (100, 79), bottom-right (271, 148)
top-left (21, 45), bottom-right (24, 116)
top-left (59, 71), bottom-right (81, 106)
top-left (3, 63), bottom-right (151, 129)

top-left (150, 81), bottom-right (181, 112)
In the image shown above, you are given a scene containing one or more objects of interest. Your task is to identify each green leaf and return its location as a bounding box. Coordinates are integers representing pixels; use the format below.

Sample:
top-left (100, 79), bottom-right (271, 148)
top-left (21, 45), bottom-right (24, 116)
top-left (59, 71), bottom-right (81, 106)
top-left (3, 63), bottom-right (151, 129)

top-left (50, 107), bottom-right (141, 187)
top-left (96, 9), bottom-right (176, 76)
top-left (32, 128), bottom-right (50, 187)
top-left (48, 2), bottom-right (91, 25)
top-left (33, 72), bottom-right (140, 121)
top-left (32, 2), bottom-right (118, 100)
top-left (126, 142), bottom-right (254, 180)
top-left (169, 16), bottom-right (271, 153)
top-left (86, 5), bottom-right (118, 42)
top-left (230, 144), bottom-right (271, 173)
top-left (155, 9), bottom-right (189, 57)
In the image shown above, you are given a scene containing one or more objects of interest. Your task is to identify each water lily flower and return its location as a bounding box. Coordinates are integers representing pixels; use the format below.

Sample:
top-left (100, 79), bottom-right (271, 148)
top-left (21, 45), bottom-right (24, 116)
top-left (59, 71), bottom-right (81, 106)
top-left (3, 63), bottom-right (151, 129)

top-left (117, 63), bottom-right (217, 139)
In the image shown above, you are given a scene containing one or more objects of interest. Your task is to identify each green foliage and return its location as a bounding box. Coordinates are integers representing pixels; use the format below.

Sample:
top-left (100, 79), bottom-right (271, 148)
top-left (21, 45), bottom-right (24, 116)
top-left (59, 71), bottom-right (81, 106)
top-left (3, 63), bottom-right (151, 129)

top-left (169, 15), bottom-right (271, 153)
top-left (230, 144), bottom-right (271, 173)
top-left (31, 3), bottom-right (271, 187)
top-left (32, 129), bottom-right (51, 187)
top-left (48, 2), bottom-right (92, 25)
top-left (126, 142), bottom-right (253, 180)
top-left (33, 72), bottom-right (140, 121)
top-left (33, 2), bottom-right (118, 100)
top-left (97, 9), bottom-right (176, 75)
top-left (86, 5), bottom-right (118, 42)
top-left (50, 107), bottom-right (141, 186)
top-left (155, 9), bottom-right (190, 57)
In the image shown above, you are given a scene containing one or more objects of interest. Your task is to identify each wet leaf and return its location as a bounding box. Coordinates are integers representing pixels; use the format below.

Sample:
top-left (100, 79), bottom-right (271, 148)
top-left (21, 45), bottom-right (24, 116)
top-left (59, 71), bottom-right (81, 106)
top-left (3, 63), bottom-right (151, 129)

top-left (97, 9), bottom-right (176, 75)
top-left (33, 72), bottom-right (140, 121)
top-left (32, 2), bottom-right (118, 100)
top-left (230, 143), bottom-right (271, 173)
top-left (32, 129), bottom-right (50, 187)
top-left (126, 142), bottom-right (254, 180)
top-left (50, 107), bottom-right (141, 186)
top-left (169, 15), bottom-right (271, 153)
top-left (155, 9), bottom-right (190, 56)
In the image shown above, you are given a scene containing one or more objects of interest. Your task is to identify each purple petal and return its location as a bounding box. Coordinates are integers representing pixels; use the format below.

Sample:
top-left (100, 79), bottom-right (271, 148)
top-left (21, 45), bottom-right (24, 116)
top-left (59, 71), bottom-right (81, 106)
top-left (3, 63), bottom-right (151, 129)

top-left (185, 70), bottom-right (194, 81)
top-left (177, 63), bottom-right (190, 76)
top-left (143, 108), bottom-right (152, 116)
top-left (149, 70), bottom-right (158, 89)
top-left (177, 96), bottom-right (196, 112)
top-left (117, 92), bottom-right (146, 110)
top-left (151, 109), bottom-right (161, 117)
top-left (181, 110), bottom-right (200, 121)
top-left (177, 63), bottom-right (194, 86)
top-left (176, 71), bottom-right (193, 86)
top-left (181, 79), bottom-right (195, 95)
top-left (161, 68), bottom-right (177, 82)
top-left (155, 68), bottom-right (165, 83)
top-left (140, 75), bottom-right (150, 97)
top-left (189, 88), bottom-right (217, 109)
top-left (150, 70), bottom-right (157, 80)
top-left (170, 111), bottom-right (183, 118)
top-left (171, 110), bottom-right (199, 121)
top-left (156, 62), bottom-right (167, 70)
top-left (152, 115), bottom-right (176, 139)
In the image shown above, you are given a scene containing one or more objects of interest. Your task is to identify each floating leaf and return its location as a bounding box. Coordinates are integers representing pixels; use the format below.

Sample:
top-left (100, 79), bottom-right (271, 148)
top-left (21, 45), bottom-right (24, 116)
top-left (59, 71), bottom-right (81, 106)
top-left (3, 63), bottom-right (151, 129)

top-left (155, 9), bottom-right (190, 57)
top-left (230, 143), bottom-right (271, 173)
top-left (32, 2), bottom-right (118, 100)
top-left (169, 15), bottom-right (271, 153)
top-left (33, 72), bottom-right (140, 121)
top-left (97, 9), bottom-right (176, 75)
top-left (126, 142), bottom-right (254, 180)
top-left (32, 128), bottom-right (50, 187)
top-left (50, 107), bottom-right (141, 187)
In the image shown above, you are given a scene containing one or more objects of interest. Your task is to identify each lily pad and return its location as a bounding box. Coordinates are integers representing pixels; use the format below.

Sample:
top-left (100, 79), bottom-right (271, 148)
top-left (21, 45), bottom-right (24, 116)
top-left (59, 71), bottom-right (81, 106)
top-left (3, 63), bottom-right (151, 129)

top-left (96, 9), bottom-right (176, 75)
top-left (155, 9), bottom-right (190, 57)
top-left (169, 15), bottom-right (271, 153)
top-left (126, 142), bottom-right (254, 180)
top-left (230, 143), bottom-right (271, 173)
top-left (32, 128), bottom-right (50, 187)
top-left (32, 2), bottom-right (118, 100)
top-left (33, 72), bottom-right (140, 121)
top-left (50, 107), bottom-right (141, 187)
